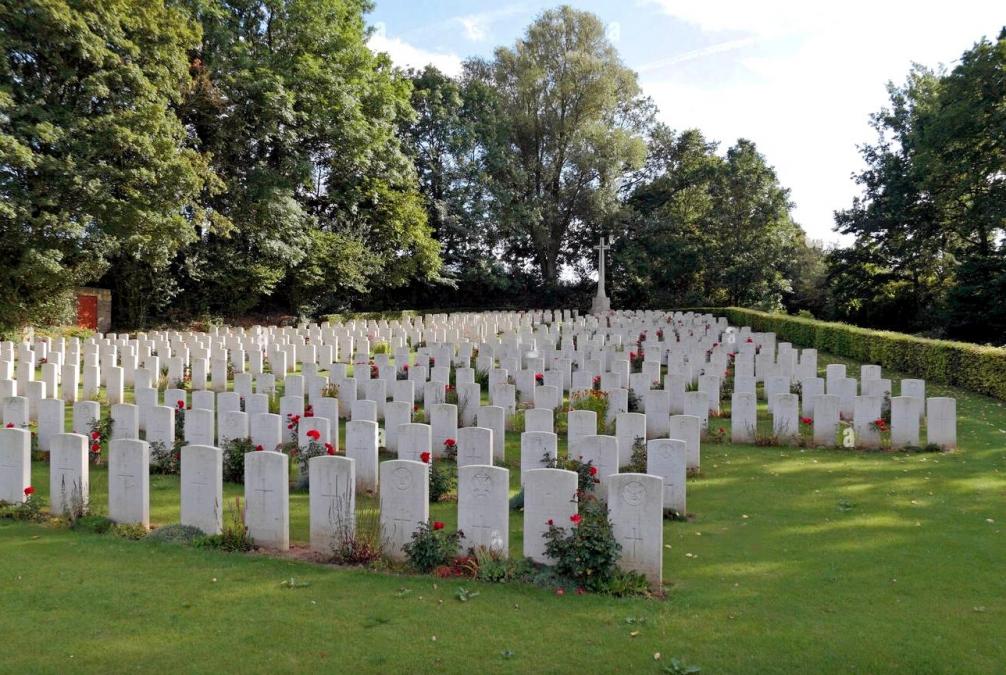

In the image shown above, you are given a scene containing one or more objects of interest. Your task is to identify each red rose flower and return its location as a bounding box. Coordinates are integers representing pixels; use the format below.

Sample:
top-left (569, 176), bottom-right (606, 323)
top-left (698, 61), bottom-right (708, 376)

top-left (570, 513), bottom-right (582, 525)
top-left (306, 429), bottom-right (321, 441)
top-left (176, 400), bottom-right (185, 409)
top-left (444, 438), bottom-right (456, 447)
top-left (4, 422), bottom-right (13, 428)
top-left (535, 372), bottom-right (544, 384)
top-left (420, 451), bottom-right (431, 464)
top-left (255, 444), bottom-right (264, 451)
top-left (432, 521), bottom-right (445, 530)
top-left (90, 443), bottom-right (101, 453)
top-left (589, 466), bottom-right (598, 476)
top-left (23, 486), bottom-right (34, 496)
top-left (325, 443), bottom-right (336, 456)
top-left (547, 519), bottom-right (554, 526)
top-left (91, 431), bottom-right (100, 440)
top-left (800, 417), bottom-right (813, 425)
top-left (745, 337), bottom-right (754, 343)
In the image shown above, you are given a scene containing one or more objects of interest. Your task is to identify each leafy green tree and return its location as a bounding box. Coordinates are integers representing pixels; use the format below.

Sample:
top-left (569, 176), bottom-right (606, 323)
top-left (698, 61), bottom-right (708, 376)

top-left (0, 0), bottom-right (221, 331)
top-left (831, 29), bottom-right (1004, 341)
top-left (173, 0), bottom-right (440, 318)
top-left (612, 128), bottom-right (806, 310)
top-left (466, 6), bottom-right (651, 286)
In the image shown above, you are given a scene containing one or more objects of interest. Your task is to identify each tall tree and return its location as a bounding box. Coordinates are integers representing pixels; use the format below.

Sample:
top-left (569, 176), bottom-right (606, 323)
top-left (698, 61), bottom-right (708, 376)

top-left (466, 6), bottom-right (651, 285)
top-left (831, 29), bottom-right (1004, 341)
top-left (174, 0), bottom-right (440, 319)
top-left (0, 0), bottom-right (220, 331)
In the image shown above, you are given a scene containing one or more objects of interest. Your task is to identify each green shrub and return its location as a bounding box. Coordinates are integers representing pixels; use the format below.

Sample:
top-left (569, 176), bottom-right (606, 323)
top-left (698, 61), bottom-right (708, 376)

top-left (72, 515), bottom-right (114, 534)
top-left (625, 437), bottom-right (647, 473)
top-left (222, 437), bottom-right (254, 484)
top-left (686, 307), bottom-right (1006, 400)
top-left (429, 463), bottom-right (457, 503)
top-left (147, 524), bottom-right (204, 545)
top-left (111, 523), bottom-right (149, 540)
top-left (403, 520), bottom-right (461, 573)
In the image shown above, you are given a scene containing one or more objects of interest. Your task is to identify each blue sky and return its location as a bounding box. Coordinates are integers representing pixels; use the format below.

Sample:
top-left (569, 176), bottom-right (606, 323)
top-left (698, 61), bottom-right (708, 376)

top-left (366, 1), bottom-right (1004, 246)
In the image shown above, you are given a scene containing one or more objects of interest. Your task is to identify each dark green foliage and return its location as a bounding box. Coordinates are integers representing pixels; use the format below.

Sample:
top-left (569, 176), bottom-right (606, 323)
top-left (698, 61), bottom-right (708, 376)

top-left (697, 307), bottom-right (1006, 400)
top-left (830, 29), bottom-right (1006, 344)
top-left (71, 515), bottom-right (115, 535)
top-left (222, 437), bottom-right (254, 484)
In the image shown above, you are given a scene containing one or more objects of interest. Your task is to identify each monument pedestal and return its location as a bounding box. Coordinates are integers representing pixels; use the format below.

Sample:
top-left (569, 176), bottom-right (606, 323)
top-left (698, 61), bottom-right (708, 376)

top-left (590, 293), bottom-right (610, 315)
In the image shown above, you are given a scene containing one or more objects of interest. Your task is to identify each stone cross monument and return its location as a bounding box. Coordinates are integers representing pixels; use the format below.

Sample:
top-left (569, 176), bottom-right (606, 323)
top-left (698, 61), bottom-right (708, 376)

top-left (590, 236), bottom-right (611, 314)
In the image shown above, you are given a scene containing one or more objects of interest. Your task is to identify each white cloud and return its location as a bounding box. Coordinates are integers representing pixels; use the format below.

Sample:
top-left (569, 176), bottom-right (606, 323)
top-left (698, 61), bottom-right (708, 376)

top-left (368, 23), bottom-right (463, 77)
top-left (637, 0), bottom-right (1005, 244)
top-left (637, 37), bottom-right (756, 73)
top-left (455, 5), bottom-right (527, 43)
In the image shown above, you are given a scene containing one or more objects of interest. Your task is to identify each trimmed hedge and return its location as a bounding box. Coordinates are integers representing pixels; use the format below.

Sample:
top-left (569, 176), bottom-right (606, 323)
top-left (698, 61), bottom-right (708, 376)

top-left (686, 307), bottom-right (1006, 400)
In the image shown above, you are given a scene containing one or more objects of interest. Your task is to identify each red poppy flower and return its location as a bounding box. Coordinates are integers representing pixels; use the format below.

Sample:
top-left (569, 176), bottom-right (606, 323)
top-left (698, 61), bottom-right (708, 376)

top-left (23, 486), bottom-right (34, 496)
top-left (432, 521), bottom-right (445, 531)
top-left (325, 443), bottom-right (335, 455)
top-left (420, 451), bottom-right (431, 464)
top-left (570, 513), bottom-right (582, 525)
top-left (589, 466), bottom-right (598, 476)
top-left (306, 429), bottom-right (321, 441)
top-left (255, 444), bottom-right (264, 451)
top-left (4, 422), bottom-right (13, 428)
top-left (90, 431), bottom-right (101, 440)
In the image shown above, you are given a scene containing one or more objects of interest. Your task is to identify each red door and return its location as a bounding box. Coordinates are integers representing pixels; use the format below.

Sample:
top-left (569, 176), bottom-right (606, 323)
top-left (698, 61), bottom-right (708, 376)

top-left (77, 294), bottom-right (98, 330)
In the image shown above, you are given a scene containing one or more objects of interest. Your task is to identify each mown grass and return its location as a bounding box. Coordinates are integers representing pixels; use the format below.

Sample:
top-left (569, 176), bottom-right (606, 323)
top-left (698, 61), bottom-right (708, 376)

top-left (1, 353), bottom-right (1004, 672)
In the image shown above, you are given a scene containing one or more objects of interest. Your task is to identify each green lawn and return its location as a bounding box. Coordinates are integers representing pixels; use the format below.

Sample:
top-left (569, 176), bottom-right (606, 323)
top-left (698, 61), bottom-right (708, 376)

top-left (2, 354), bottom-right (1005, 672)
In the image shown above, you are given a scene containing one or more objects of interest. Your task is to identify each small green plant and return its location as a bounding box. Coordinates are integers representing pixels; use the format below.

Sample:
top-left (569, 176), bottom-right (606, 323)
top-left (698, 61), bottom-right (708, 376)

top-left (111, 523), bottom-right (149, 540)
top-left (626, 437), bottom-right (647, 473)
top-left (402, 520), bottom-right (462, 573)
top-left (331, 506), bottom-right (383, 565)
top-left (196, 498), bottom-right (253, 552)
top-left (473, 546), bottom-right (519, 583)
top-left (0, 486), bottom-right (45, 522)
top-left (71, 515), bottom-right (115, 534)
top-left (544, 453), bottom-right (598, 497)
top-left (429, 463), bottom-right (457, 503)
top-left (372, 341), bottom-right (390, 355)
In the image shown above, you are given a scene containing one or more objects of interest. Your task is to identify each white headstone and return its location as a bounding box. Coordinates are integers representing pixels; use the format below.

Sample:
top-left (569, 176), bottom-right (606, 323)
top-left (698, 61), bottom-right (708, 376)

top-left (50, 433), bottom-right (89, 516)
top-left (647, 439), bottom-right (686, 514)
top-left (108, 439), bottom-right (150, 529)
top-left (520, 431), bottom-right (557, 483)
top-left (458, 464), bottom-right (509, 554)
top-left (0, 428), bottom-right (31, 504)
top-left (309, 455), bottom-right (355, 553)
top-left (379, 459), bottom-right (429, 561)
top-left (345, 420), bottom-right (379, 493)
top-left (457, 426), bottom-right (493, 468)
top-left (522, 468), bottom-right (578, 563)
top-left (244, 450), bottom-right (289, 550)
top-left (181, 444), bottom-right (223, 535)
top-left (608, 473), bottom-right (663, 586)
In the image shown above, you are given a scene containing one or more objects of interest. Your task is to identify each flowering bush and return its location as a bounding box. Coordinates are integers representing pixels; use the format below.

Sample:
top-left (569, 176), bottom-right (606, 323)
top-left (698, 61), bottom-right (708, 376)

top-left (569, 389), bottom-right (609, 432)
top-left (403, 520), bottom-right (463, 573)
top-left (293, 438), bottom-right (329, 489)
top-left (286, 413), bottom-right (301, 443)
top-left (87, 416), bottom-right (113, 466)
top-left (542, 500), bottom-right (621, 592)
top-left (871, 418), bottom-right (888, 433)
top-left (592, 375), bottom-right (602, 391)
top-left (443, 437), bottom-right (457, 460)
